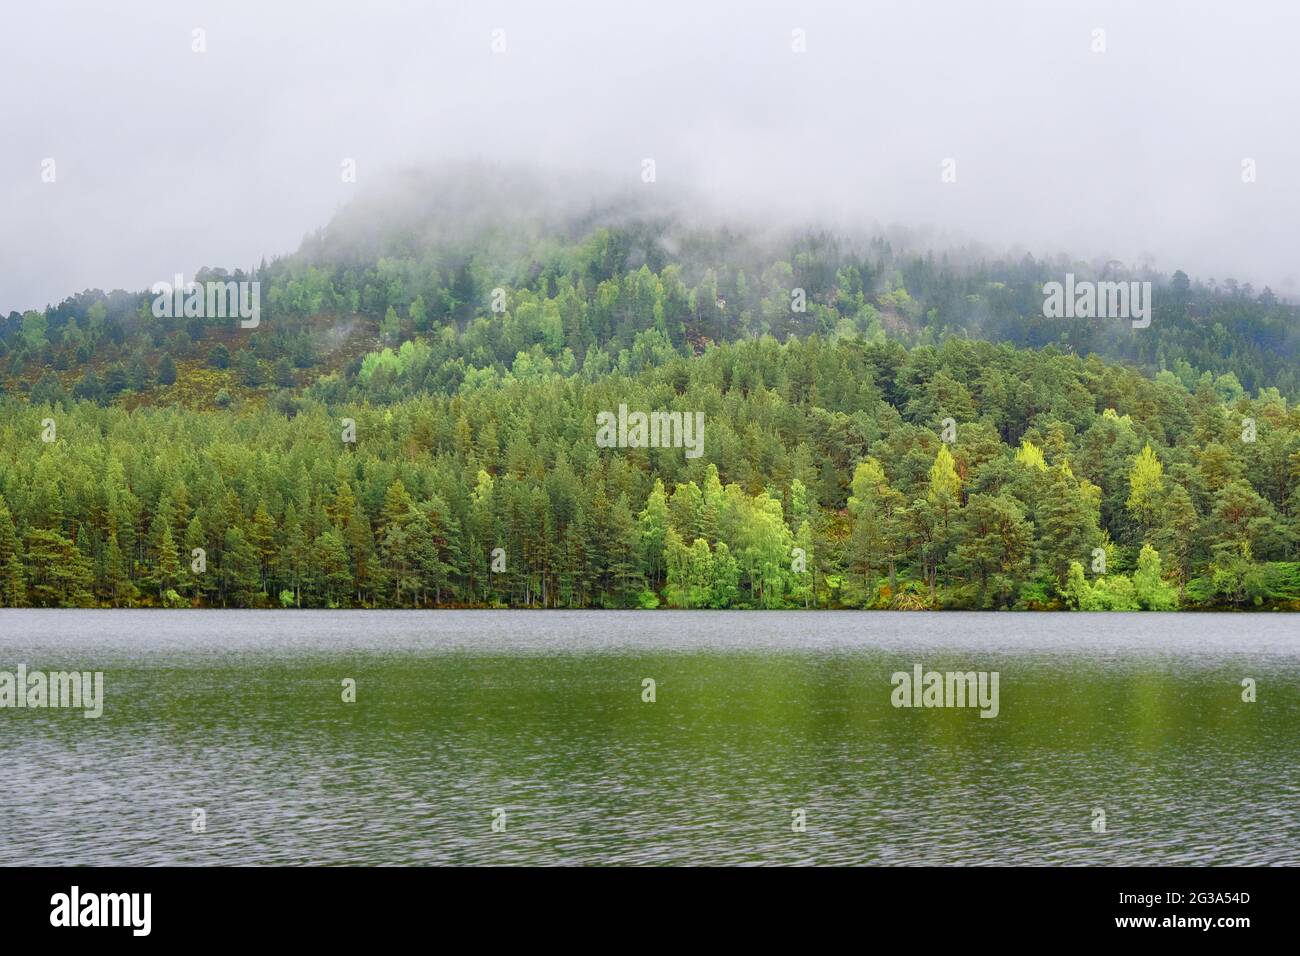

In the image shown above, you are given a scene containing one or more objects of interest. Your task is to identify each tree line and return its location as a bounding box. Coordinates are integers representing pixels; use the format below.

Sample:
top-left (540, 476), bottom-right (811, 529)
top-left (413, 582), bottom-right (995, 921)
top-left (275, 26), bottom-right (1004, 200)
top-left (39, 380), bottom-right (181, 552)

top-left (4, 201), bottom-right (1300, 410)
top-left (2, 334), bottom-right (1298, 609)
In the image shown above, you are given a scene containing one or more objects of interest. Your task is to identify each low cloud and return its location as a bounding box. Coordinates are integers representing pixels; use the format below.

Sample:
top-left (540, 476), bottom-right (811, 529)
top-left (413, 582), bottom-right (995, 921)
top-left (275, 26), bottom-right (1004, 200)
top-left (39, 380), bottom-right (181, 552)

top-left (3, 0), bottom-right (1298, 313)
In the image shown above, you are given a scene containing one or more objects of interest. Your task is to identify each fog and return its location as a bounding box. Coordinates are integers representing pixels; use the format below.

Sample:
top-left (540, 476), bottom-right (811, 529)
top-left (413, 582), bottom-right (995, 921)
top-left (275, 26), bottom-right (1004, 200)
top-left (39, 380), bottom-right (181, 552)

top-left (3, 0), bottom-right (1298, 314)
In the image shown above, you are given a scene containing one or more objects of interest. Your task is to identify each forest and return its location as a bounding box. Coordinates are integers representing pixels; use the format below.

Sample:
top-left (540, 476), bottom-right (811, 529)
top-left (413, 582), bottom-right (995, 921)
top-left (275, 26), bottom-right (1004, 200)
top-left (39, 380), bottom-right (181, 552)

top-left (2, 182), bottom-right (1298, 610)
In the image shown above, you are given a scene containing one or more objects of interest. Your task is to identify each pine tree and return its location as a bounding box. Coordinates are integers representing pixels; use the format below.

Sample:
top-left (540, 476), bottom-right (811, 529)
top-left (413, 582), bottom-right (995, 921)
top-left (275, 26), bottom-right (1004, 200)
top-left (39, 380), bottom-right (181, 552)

top-left (0, 499), bottom-right (24, 606)
top-left (104, 532), bottom-right (134, 607)
top-left (152, 525), bottom-right (182, 599)
top-left (24, 529), bottom-right (94, 607)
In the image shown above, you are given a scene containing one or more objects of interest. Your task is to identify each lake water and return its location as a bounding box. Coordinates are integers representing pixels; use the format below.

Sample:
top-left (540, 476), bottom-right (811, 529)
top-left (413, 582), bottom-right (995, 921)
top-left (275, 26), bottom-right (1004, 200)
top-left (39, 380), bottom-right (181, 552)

top-left (0, 610), bottom-right (1296, 865)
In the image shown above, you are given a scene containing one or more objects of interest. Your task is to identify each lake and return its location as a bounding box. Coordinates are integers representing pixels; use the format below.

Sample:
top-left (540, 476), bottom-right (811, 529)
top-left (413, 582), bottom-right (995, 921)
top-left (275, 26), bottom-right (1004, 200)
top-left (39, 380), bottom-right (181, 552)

top-left (0, 610), bottom-right (1296, 865)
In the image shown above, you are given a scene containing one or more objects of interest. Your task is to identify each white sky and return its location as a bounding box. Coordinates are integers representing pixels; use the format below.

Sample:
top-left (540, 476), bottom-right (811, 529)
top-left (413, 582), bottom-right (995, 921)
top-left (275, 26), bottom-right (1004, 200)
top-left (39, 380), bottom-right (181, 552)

top-left (2, 0), bottom-right (1298, 313)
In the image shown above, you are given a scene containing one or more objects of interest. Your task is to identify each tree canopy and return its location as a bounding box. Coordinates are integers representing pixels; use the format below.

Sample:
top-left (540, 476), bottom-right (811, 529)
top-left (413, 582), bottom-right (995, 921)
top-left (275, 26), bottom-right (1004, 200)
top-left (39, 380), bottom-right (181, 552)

top-left (3, 192), bottom-right (1298, 609)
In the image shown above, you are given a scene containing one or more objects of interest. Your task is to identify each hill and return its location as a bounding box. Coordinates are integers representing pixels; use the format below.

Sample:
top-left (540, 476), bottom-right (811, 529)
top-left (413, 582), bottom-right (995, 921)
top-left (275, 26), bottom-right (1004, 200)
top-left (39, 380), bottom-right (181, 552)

top-left (1, 168), bottom-right (1298, 610)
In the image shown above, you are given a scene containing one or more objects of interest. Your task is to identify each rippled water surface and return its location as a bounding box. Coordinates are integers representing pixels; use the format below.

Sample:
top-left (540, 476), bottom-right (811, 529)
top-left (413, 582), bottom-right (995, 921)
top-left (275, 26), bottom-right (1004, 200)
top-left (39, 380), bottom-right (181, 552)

top-left (1, 610), bottom-right (1297, 865)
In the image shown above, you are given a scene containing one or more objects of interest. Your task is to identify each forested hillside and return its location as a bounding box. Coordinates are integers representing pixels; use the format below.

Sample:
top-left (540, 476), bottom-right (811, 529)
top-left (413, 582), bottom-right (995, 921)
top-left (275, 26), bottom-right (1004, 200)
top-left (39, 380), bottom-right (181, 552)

top-left (4, 171), bottom-right (1299, 409)
top-left (3, 332), bottom-right (1299, 609)
top-left (2, 177), bottom-right (1298, 609)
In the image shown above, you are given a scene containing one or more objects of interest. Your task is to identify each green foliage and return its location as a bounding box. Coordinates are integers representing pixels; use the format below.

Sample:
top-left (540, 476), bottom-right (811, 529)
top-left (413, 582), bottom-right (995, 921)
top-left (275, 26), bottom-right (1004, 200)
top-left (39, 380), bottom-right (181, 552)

top-left (3, 326), bottom-right (1296, 609)
top-left (1133, 544), bottom-right (1179, 610)
top-left (157, 353), bottom-right (178, 386)
top-left (3, 191), bottom-right (1299, 610)
top-left (9, 195), bottom-right (1300, 408)
top-left (1064, 545), bottom-right (1180, 611)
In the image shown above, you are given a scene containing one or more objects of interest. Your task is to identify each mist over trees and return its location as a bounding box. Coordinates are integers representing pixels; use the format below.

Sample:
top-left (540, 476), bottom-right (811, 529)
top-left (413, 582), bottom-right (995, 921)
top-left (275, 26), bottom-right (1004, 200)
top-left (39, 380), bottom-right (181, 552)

top-left (2, 180), bottom-right (1298, 610)
top-left (6, 169), bottom-right (1299, 405)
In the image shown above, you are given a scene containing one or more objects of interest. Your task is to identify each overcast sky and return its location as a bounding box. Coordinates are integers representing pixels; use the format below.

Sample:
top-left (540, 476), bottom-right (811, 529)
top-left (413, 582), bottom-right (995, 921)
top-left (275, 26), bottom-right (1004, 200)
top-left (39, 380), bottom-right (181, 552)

top-left (3, 0), bottom-right (1298, 314)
